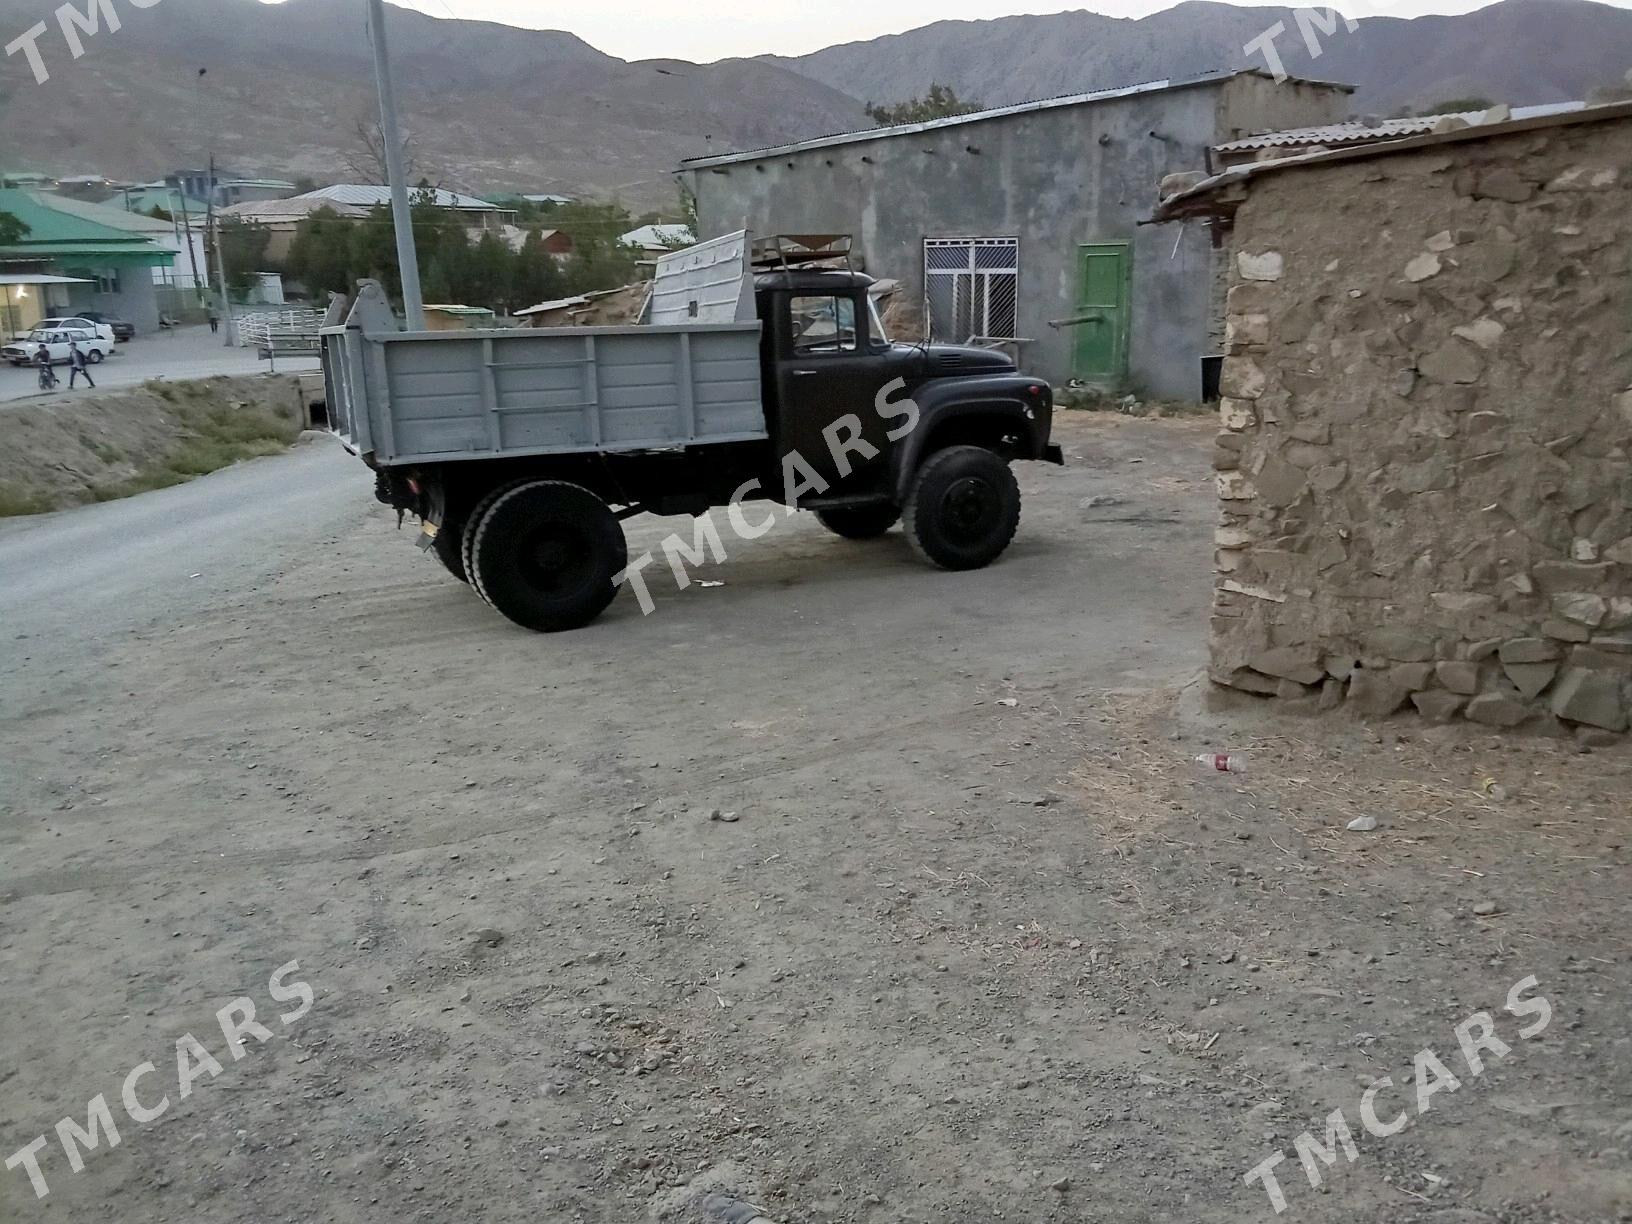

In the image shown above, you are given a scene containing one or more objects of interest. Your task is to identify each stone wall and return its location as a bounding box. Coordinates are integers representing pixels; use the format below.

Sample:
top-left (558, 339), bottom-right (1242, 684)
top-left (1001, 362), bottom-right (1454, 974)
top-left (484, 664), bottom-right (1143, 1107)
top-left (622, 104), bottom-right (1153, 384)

top-left (1209, 115), bottom-right (1632, 739)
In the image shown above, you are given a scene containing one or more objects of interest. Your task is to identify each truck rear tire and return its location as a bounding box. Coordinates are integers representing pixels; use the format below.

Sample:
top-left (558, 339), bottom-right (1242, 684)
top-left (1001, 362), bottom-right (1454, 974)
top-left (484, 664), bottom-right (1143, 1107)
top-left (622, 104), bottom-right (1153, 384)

top-left (467, 480), bottom-right (627, 632)
top-left (431, 520), bottom-right (468, 583)
top-left (903, 446), bottom-right (1021, 571)
top-left (457, 479), bottom-right (532, 586)
top-left (815, 504), bottom-right (900, 539)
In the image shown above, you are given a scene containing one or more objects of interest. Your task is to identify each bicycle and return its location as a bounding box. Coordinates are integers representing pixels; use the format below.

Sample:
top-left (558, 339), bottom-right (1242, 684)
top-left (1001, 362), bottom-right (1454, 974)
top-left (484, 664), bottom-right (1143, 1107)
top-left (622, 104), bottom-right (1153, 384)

top-left (37, 363), bottom-right (59, 392)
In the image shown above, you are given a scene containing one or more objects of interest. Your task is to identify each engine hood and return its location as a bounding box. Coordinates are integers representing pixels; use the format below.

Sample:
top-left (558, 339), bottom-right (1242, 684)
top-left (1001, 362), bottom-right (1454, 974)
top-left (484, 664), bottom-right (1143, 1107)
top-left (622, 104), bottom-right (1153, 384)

top-left (916, 343), bottom-right (1017, 376)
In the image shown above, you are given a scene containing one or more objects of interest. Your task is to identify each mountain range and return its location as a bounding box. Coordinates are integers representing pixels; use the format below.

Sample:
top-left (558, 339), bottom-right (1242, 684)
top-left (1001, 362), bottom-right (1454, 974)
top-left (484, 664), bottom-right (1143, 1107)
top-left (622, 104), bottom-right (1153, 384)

top-left (0, 0), bottom-right (1627, 208)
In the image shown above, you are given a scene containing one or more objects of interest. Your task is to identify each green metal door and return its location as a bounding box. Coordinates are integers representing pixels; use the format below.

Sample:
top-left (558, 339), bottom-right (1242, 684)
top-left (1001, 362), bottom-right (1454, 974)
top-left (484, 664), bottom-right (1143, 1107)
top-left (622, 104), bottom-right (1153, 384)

top-left (1073, 243), bottom-right (1130, 384)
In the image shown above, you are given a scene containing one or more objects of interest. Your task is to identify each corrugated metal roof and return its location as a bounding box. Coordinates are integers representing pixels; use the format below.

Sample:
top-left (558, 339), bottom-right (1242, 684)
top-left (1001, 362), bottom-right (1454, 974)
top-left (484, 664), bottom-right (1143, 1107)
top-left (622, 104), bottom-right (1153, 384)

top-left (1151, 98), bottom-right (1632, 223)
top-left (1217, 101), bottom-right (1588, 152)
top-left (293, 184), bottom-right (499, 211)
top-left (24, 191), bottom-right (176, 234)
top-left (218, 197), bottom-right (368, 221)
top-left (680, 68), bottom-right (1356, 170)
top-left (621, 223), bottom-right (694, 248)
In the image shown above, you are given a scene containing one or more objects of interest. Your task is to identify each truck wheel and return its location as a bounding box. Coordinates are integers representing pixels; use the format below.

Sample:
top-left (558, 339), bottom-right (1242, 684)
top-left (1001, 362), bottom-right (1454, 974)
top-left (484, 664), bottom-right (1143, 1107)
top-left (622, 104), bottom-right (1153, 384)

top-left (903, 446), bottom-right (1021, 571)
top-left (467, 480), bottom-right (626, 632)
top-left (430, 520), bottom-right (468, 583)
top-left (458, 480), bottom-right (532, 587)
top-left (816, 504), bottom-right (900, 539)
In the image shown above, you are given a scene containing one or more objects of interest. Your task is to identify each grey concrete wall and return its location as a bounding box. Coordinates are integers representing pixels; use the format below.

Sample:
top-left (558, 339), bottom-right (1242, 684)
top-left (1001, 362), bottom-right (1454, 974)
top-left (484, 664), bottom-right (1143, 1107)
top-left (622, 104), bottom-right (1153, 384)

top-left (1209, 116), bottom-right (1632, 739)
top-left (688, 78), bottom-right (1345, 401)
top-left (67, 273), bottom-right (162, 335)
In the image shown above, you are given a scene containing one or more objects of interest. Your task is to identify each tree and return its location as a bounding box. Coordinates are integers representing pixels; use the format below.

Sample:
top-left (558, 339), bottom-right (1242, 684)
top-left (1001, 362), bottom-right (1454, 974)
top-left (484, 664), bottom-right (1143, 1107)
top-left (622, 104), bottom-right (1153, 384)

top-left (285, 207), bottom-right (358, 297)
top-left (344, 115), bottom-right (422, 186)
top-left (217, 218), bottom-right (271, 295)
top-left (864, 84), bottom-right (983, 126)
top-left (0, 210), bottom-right (28, 246)
top-left (511, 230), bottom-right (566, 310)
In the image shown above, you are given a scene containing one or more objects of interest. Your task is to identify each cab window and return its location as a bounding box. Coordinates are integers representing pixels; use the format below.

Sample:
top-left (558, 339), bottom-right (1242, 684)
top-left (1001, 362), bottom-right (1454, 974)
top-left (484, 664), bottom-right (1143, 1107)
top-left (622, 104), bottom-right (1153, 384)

top-left (790, 295), bottom-right (857, 355)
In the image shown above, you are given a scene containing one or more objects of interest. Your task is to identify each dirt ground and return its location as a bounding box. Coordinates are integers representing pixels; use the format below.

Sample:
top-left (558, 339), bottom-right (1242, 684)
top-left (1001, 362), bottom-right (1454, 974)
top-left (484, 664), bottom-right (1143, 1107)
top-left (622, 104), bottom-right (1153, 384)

top-left (1, 413), bottom-right (1628, 1223)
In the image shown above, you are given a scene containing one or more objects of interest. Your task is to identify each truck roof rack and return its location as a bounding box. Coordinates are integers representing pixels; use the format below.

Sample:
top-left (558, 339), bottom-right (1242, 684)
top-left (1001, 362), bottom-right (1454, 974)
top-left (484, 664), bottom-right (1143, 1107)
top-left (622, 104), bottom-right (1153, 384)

top-left (750, 234), bottom-right (854, 273)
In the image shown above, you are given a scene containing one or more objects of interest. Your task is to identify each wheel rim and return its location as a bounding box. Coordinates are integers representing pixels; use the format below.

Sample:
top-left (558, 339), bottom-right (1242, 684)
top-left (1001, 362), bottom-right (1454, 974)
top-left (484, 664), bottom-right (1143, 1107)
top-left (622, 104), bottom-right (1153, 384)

top-left (517, 522), bottom-right (596, 597)
top-left (939, 476), bottom-right (1002, 544)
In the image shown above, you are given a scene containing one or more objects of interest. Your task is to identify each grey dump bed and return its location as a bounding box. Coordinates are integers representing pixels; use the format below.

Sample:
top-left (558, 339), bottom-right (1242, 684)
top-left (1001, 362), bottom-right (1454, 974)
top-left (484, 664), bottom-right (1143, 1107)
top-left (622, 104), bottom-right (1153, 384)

top-left (321, 231), bottom-right (765, 466)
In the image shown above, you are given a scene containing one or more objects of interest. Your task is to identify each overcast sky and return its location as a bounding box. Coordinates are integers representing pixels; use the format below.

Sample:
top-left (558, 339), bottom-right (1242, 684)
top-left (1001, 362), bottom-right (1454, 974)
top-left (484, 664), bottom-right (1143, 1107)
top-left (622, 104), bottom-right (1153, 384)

top-left (345, 0), bottom-right (1630, 63)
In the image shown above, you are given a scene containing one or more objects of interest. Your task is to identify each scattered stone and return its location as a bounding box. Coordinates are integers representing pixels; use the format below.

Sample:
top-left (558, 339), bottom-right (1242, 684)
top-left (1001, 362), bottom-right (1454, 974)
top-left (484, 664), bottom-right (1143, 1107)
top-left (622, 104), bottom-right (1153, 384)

top-left (1412, 691), bottom-right (1465, 724)
top-left (1472, 167), bottom-right (1535, 202)
top-left (1451, 317), bottom-right (1505, 350)
top-left (709, 809), bottom-right (740, 823)
top-left (1553, 592), bottom-right (1609, 627)
top-left (1435, 661), bottom-right (1481, 694)
top-left (1424, 230), bottom-right (1456, 252)
top-left (1502, 660), bottom-right (1558, 699)
top-left (471, 928), bottom-right (505, 949)
top-left (1575, 726), bottom-right (1624, 748)
top-left (1348, 671), bottom-right (1409, 716)
top-left (1472, 901), bottom-right (1499, 916)
top-left (1550, 669), bottom-right (1629, 732)
top-left (1418, 343), bottom-right (1483, 385)
top-left (1346, 815), bottom-right (1378, 832)
top-left (1465, 692), bottom-right (1530, 728)
top-left (1404, 252), bottom-right (1442, 282)
top-left (1238, 251), bottom-right (1284, 281)
top-left (1050, 1176), bottom-right (1071, 1192)
top-left (1498, 638), bottom-right (1560, 665)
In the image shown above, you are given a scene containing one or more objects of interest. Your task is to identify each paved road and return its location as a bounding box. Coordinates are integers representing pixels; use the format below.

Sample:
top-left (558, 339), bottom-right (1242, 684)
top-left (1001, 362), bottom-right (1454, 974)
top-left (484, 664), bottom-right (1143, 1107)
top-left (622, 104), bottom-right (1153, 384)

top-left (0, 437), bottom-right (363, 715)
top-left (0, 324), bottom-right (319, 404)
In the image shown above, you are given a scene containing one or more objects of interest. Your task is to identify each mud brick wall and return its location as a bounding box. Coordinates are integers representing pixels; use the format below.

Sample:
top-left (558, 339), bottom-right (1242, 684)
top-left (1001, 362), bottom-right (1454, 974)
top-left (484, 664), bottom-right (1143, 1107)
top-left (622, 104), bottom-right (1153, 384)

top-left (1209, 116), bottom-right (1632, 737)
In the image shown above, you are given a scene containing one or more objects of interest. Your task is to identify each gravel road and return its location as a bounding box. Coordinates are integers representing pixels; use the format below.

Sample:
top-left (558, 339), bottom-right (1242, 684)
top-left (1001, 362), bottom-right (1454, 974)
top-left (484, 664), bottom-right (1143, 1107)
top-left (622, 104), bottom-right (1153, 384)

top-left (1, 413), bottom-right (1626, 1224)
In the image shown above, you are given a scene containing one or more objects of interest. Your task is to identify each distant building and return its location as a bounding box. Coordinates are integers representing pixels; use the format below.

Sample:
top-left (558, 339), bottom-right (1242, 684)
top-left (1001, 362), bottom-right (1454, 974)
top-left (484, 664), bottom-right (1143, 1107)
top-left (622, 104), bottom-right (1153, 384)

top-left (219, 178), bottom-right (298, 206)
top-left (217, 197), bottom-right (369, 264)
top-left (290, 185), bottom-right (516, 234)
top-left (521, 193), bottom-right (574, 207)
top-left (113, 183), bottom-right (213, 219)
top-left (681, 68), bottom-right (1352, 399)
top-left (620, 223), bottom-right (695, 255)
top-left (33, 192), bottom-right (207, 294)
top-left (499, 225), bottom-right (573, 256)
top-left (0, 188), bottom-right (177, 333)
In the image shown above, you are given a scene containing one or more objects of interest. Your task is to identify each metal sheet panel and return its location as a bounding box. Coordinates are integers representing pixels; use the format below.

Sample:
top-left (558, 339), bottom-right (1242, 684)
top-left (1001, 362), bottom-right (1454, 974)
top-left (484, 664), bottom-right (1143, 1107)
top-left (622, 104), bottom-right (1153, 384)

top-left (646, 230), bottom-right (754, 327)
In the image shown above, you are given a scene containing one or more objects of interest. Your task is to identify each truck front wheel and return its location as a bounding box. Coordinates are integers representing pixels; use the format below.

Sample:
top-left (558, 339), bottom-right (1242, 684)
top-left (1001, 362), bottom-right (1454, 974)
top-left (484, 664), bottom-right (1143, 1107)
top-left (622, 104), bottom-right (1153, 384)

top-left (815, 504), bottom-right (900, 540)
top-left (467, 480), bottom-right (627, 632)
top-left (903, 446), bottom-right (1021, 571)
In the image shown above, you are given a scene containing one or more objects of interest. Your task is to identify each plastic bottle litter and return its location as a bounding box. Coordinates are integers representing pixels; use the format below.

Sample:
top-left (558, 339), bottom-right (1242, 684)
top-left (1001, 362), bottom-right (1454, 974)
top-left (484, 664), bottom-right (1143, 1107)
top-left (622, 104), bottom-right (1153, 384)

top-left (1195, 752), bottom-right (1247, 775)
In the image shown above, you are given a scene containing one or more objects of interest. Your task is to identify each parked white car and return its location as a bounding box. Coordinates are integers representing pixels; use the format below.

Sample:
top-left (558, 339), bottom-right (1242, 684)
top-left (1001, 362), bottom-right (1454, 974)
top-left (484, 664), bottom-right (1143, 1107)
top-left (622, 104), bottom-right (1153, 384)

top-left (38, 315), bottom-right (115, 343)
top-left (2, 328), bottom-right (115, 367)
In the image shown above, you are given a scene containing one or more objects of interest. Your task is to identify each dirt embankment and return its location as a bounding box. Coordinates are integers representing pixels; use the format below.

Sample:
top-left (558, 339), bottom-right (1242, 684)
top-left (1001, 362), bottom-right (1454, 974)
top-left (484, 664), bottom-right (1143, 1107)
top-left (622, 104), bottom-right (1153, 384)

top-left (0, 375), bottom-right (313, 516)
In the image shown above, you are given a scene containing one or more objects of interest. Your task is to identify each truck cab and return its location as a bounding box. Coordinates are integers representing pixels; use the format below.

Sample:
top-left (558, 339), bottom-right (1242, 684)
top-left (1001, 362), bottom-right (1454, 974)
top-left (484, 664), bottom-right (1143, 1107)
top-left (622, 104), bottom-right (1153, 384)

top-left (754, 266), bottom-right (1060, 509)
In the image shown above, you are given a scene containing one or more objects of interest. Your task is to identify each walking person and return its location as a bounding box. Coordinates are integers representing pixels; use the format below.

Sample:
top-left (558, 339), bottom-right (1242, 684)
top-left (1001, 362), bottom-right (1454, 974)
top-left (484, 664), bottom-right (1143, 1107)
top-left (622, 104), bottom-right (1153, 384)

top-left (67, 338), bottom-right (95, 389)
top-left (208, 310), bottom-right (220, 335)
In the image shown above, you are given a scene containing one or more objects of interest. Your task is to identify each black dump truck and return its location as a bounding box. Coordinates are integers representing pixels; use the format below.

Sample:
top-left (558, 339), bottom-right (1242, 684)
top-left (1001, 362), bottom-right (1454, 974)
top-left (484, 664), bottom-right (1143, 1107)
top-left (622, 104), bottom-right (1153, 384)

top-left (320, 233), bottom-right (1061, 632)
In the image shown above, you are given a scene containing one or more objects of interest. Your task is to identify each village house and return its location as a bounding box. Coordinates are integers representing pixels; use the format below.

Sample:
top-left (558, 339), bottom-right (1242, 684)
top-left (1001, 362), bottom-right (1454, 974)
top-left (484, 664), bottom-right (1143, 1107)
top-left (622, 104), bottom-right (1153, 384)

top-left (679, 69), bottom-right (1351, 400)
top-left (0, 188), bottom-right (177, 336)
top-left (1150, 100), bottom-right (1632, 739)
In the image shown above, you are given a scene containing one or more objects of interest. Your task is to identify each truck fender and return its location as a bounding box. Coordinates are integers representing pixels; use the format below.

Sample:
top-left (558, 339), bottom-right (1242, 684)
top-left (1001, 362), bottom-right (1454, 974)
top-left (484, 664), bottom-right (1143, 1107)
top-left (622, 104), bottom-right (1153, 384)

top-left (890, 376), bottom-right (1046, 503)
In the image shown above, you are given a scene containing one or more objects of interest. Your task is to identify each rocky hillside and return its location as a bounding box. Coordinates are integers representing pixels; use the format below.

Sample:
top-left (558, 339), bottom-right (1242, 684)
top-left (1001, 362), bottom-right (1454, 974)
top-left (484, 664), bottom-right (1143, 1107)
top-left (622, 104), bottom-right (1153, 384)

top-left (0, 0), bottom-right (869, 208)
top-left (767, 0), bottom-right (1632, 115)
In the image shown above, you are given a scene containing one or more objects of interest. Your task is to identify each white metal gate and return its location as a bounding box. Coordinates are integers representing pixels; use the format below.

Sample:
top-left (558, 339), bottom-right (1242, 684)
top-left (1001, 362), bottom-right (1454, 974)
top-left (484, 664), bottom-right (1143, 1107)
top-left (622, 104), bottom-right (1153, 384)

top-left (923, 237), bottom-right (1019, 343)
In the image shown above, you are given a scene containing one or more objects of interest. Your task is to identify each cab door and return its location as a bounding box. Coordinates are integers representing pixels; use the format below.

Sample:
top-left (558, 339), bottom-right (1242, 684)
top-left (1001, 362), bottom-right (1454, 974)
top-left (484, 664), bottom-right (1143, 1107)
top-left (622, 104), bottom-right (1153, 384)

top-left (773, 292), bottom-right (895, 491)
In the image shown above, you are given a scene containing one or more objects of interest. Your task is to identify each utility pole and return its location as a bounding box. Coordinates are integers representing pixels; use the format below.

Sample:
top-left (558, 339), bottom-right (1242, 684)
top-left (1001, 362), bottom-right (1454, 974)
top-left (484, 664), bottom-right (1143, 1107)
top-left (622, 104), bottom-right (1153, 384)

top-left (208, 155), bottom-right (237, 347)
top-left (366, 0), bottom-right (425, 330)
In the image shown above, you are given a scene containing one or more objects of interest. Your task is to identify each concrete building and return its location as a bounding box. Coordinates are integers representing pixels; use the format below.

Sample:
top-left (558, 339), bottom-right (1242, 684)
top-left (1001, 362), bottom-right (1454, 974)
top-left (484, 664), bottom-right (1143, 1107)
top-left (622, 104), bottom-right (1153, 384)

top-left (0, 189), bottom-right (177, 334)
top-left (36, 192), bottom-right (208, 294)
top-left (680, 69), bottom-right (1350, 400)
top-left (1151, 100), bottom-right (1632, 737)
top-left (216, 197), bottom-right (369, 264)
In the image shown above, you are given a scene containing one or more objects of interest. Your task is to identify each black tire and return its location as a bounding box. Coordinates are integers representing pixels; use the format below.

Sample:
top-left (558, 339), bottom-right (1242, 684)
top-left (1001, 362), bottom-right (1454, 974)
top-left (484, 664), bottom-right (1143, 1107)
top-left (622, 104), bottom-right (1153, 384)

top-left (903, 446), bottom-right (1021, 571)
top-left (87, 350), bottom-right (104, 365)
top-left (430, 519), bottom-right (468, 582)
top-left (815, 504), bottom-right (900, 540)
top-left (459, 479), bottom-right (533, 587)
top-left (467, 480), bottom-right (626, 632)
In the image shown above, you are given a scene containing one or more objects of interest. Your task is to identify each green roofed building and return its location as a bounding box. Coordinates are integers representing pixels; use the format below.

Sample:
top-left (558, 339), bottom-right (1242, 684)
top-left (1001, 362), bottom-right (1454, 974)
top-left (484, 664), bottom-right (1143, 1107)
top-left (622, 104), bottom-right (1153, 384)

top-left (0, 188), bottom-right (178, 335)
